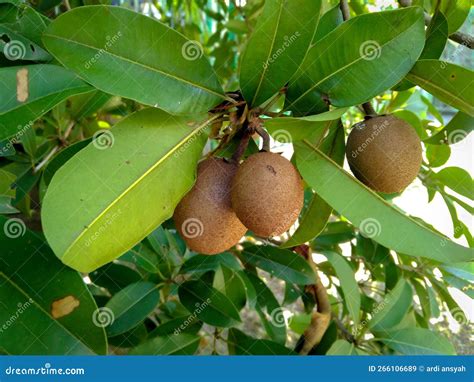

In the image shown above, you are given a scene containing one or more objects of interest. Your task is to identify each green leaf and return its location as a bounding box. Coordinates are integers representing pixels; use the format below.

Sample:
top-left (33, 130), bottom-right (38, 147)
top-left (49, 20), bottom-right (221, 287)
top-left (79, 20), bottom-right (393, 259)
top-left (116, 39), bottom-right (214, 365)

top-left (130, 333), bottom-right (200, 355)
top-left (369, 279), bottom-right (413, 332)
top-left (105, 281), bottom-right (160, 337)
top-left (42, 108), bottom-right (210, 273)
top-left (283, 121), bottom-right (345, 247)
top-left (435, 167), bottom-right (473, 200)
top-left (178, 279), bottom-right (241, 328)
top-left (379, 327), bottom-right (455, 355)
top-left (239, 0), bottom-right (321, 106)
top-left (0, 65), bottom-right (92, 141)
top-left (420, 11), bottom-right (448, 59)
top-left (0, 216), bottom-right (106, 355)
top-left (439, 0), bottom-right (470, 34)
top-left (245, 271), bottom-right (286, 344)
top-left (323, 251), bottom-right (360, 326)
top-left (442, 263), bottom-right (474, 282)
top-left (241, 245), bottom-right (316, 285)
top-left (264, 108), bottom-right (347, 142)
top-left (89, 262), bottom-right (142, 295)
top-left (0, 25), bottom-right (51, 61)
top-left (228, 328), bottom-right (296, 355)
top-left (326, 339), bottom-right (358, 355)
top-left (294, 141), bottom-right (472, 263)
top-left (181, 252), bottom-right (241, 274)
top-left (424, 111), bottom-right (473, 145)
top-left (313, 4), bottom-right (343, 43)
top-left (406, 60), bottom-right (474, 116)
top-left (43, 6), bottom-right (225, 115)
top-left (108, 324), bottom-right (147, 349)
top-left (286, 7), bottom-right (425, 115)
top-left (426, 143), bottom-right (451, 167)
top-left (213, 265), bottom-right (247, 311)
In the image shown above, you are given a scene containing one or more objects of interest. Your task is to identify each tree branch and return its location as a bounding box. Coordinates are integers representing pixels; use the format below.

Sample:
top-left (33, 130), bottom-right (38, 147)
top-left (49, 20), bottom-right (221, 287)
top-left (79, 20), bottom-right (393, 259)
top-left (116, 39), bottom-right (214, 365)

top-left (293, 245), bottom-right (332, 355)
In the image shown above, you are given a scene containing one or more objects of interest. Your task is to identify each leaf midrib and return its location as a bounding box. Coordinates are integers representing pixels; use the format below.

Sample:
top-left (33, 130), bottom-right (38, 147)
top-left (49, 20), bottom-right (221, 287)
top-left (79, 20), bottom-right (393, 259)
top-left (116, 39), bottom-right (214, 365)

top-left (250, 0), bottom-right (285, 106)
top-left (42, 34), bottom-right (225, 100)
top-left (288, 16), bottom-right (419, 109)
top-left (63, 115), bottom-right (217, 262)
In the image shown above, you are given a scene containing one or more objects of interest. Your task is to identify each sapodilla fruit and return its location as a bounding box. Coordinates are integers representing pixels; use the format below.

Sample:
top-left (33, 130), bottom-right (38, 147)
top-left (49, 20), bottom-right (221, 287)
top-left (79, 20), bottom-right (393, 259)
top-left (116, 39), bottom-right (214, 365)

top-left (173, 157), bottom-right (247, 254)
top-left (346, 115), bottom-right (422, 194)
top-left (231, 152), bottom-right (304, 237)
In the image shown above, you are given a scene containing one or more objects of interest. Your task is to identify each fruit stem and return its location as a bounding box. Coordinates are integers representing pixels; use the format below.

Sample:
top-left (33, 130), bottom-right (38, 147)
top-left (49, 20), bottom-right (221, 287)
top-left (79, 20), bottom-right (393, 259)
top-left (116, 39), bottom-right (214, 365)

top-left (255, 125), bottom-right (271, 152)
top-left (362, 101), bottom-right (377, 117)
top-left (231, 129), bottom-right (251, 163)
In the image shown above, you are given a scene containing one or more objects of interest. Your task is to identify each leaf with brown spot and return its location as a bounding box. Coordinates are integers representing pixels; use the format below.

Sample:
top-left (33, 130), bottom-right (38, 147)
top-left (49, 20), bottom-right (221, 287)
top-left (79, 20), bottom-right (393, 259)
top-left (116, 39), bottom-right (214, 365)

top-left (51, 295), bottom-right (80, 319)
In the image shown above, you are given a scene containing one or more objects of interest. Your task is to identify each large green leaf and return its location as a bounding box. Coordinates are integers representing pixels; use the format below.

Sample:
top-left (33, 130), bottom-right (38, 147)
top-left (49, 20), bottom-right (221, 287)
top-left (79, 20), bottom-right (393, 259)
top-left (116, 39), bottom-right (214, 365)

top-left (326, 339), bottom-right (358, 355)
top-left (239, 0), bottom-right (321, 106)
top-left (42, 108), bottom-right (210, 273)
top-left (241, 245), bottom-right (316, 285)
top-left (105, 282), bottom-right (160, 337)
top-left (439, 0), bottom-right (470, 34)
top-left (43, 6), bottom-right (225, 115)
top-left (323, 251), bottom-right (360, 326)
top-left (228, 328), bottom-right (296, 355)
top-left (264, 108), bottom-right (347, 142)
top-left (379, 328), bottom-right (456, 355)
top-left (369, 279), bottom-right (413, 332)
top-left (286, 7), bottom-right (425, 115)
top-left (294, 141), bottom-right (472, 263)
top-left (283, 120), bottom-right (344, 247)
top-left (213, 265), bottom-right (247, 311)
top-left (130, 333), bottom-right (200, 355)
top-left (178, 279), bottom-right (241, 328)
top-left (0, 65), bottom-right (92, 141)
top-left (406, 60), bottom-right (474, 116)
top-left (420, 11), bottom-right (448, 60)
top-left (0, 216), bottom-right (106, 355)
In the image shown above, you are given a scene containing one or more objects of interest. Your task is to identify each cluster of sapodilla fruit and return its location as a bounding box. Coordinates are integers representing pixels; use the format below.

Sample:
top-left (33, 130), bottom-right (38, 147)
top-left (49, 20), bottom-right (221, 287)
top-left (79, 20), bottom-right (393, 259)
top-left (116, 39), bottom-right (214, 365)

top-left (173, 114), bottom-right (422, 255)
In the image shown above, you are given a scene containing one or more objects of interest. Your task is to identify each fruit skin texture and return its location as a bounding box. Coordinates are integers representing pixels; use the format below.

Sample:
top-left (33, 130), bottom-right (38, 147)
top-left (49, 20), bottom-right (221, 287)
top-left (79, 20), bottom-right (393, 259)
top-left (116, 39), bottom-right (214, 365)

top-left (173, 157), bottom-right (247, 255)
top-left (346, 115), bottom-right (422, 194)
top-left (231, 152), bottom-right (304, 237)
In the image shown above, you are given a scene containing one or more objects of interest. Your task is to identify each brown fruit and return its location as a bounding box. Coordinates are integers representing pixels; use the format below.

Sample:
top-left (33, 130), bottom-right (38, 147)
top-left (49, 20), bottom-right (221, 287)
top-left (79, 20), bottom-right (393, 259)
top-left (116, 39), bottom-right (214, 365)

top-left (173, 157), bottom-right (247, 255)
top-left (231, 152), bottom-right (304, 237)
top-left (346, 115), bottom-right (422, 194)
